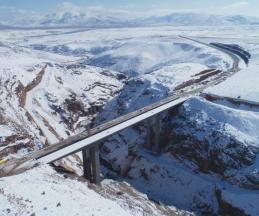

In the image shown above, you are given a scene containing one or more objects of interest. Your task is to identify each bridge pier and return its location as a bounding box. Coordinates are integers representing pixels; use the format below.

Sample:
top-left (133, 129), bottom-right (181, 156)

top-left (145, 114), bottom-right (162, 153)
top-left (153, 114), bottom-right (162, 153)
top-left (82, 144), bottom-right (101, 185)
top-left (145, 118), bottom-right (152, 149)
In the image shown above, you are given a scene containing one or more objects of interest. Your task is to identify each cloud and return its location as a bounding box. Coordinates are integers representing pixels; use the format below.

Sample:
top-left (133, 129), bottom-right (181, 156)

top-left (58, 2), bottom-right (83, 13)
top-left (55, 2), bottom-right (199, 19)
top-left (57, 2), bottom-right (129, 18)
top-left (0, 6), bottom-right (40, 26)
top-left (222, 1), bottom-right (249, 10)
top-left (55, 2), bottom-right (170, 18)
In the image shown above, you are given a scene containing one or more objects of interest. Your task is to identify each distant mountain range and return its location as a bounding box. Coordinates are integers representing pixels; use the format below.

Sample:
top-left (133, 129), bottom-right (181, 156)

top-left (40, 11), bottom-right (130, 27)
top-left (142, 13), bottom-right (259, 26)
top-left (1, 9), bottom-right (259, 28)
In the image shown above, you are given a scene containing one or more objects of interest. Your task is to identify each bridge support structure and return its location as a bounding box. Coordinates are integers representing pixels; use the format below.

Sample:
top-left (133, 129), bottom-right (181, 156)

top-left (82, 144), bottom-right (101, 185)
top-left (146, 118), bottom-right (152, 149)
top-left (146, 113), bottom-right (162, 153)
top-left (153, 114), bottom-right (162, 153)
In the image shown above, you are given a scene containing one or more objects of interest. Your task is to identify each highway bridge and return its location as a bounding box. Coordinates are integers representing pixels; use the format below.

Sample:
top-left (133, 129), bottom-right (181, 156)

top-left (0, 36), bottom-right (241, 185)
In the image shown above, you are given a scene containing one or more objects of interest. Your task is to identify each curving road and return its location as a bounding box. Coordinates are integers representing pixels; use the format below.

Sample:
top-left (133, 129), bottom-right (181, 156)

top-left (179, 35), bottom-right (240, 73)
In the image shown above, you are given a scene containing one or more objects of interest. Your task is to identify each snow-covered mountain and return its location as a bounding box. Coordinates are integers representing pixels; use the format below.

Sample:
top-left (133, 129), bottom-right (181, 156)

top-left (142, 13), bottom-right (259, 26)
top-left (39, 11), bottom-right (131, 27)
top-left (1, 24), bottom-right (259, 215)
top-left (2, 4), bottom-right (259, 28)
top-left (38, 12), bottom-right (259, 27)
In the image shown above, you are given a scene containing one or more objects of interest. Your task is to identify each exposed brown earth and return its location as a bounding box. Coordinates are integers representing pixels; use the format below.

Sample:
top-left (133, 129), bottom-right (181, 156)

top-left (17, 65), bottom-right (52, 145)
top-left (193, 68), bottom-right (216, 77)
top-left (204, 93), bottom-right (259, 109)
top-left (174, 69), bottom-right (221, 91)
top-left (36, 110), bottom-right (63, 142)
top-left (16, 64), bottom-right (64, 145)
top-left (0, 65), bottom-right (51, 162)
top-left (18, 64), bottom-right (47, 108)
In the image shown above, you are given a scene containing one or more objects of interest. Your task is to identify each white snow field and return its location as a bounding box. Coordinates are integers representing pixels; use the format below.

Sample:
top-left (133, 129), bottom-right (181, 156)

top-left (207, 57), bottom-right (259, 102)
top-left (1, 25), bottom-right (259, 215)
top-left (0, 165), bottom-right (132, 216)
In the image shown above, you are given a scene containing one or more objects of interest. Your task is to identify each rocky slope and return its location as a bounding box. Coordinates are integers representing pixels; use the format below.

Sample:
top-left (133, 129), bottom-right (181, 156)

top-left (0, 42), bottom-right (126, 163)
top-left (95, 28), bottom-right (259, 215)
top-left (1, 26), bottom-right (259, 215)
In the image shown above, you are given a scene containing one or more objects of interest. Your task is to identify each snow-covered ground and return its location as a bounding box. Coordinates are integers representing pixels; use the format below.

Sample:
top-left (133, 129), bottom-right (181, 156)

top-left (206, 45), bottom-right (259, 102)
top-left (19, 27), bottom-right (232, 76)
top-left (1, 25), bottom-right (259, 215)
top-left (0, 165), bottom-right (132, 216)
top-left (94, 26), bottom-right (259, 215)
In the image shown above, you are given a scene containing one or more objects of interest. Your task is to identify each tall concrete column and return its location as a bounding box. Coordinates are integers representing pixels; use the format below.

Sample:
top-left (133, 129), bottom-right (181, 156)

top-left (145, 118), bottom-right (152, 149)
top-left (145, 114), bottom-right (162, 153)
top-left (82, 143), bottom-right (101, 185)
top-left (82, 148), bottom-right (91, 180)
top-left (153, 114), bottom-right (162, 153)
top-left (90, 145), bottom-right (100, 185)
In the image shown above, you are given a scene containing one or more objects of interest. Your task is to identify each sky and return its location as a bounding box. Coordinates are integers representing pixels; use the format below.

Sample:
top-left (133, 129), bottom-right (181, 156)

top-left (0, 0), bottom-right (258, 17)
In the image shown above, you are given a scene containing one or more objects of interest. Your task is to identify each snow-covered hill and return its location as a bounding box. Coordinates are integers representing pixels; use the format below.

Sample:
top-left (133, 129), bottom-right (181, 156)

top-left (0, 165), bottom-right (132, 216)
top-left (86, 39), bottom-right (230, 76)
top-left (94, 26), bottom-right (259, 215)
top-left (1, 25), bottom-right (259, 215)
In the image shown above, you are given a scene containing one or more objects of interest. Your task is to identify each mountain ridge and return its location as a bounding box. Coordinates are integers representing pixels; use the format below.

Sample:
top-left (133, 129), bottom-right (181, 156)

top-left (1, 10), bottom-right (259, 28)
